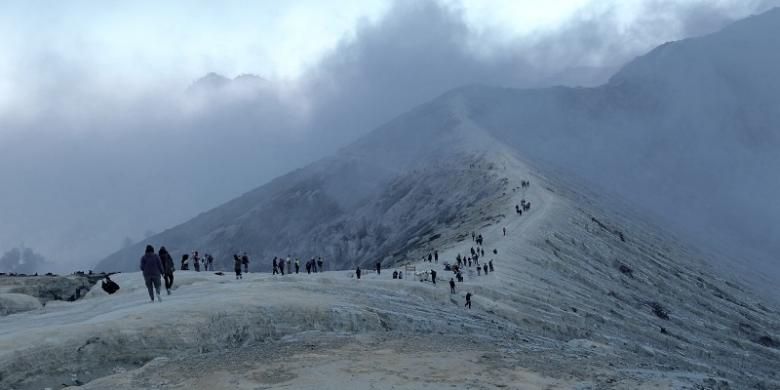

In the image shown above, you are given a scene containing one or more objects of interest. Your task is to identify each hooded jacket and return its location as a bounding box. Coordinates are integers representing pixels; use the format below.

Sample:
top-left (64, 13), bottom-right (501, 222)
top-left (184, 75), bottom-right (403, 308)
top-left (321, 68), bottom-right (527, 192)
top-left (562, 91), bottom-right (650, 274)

top-left (140, 253), bottom-right (164, 278)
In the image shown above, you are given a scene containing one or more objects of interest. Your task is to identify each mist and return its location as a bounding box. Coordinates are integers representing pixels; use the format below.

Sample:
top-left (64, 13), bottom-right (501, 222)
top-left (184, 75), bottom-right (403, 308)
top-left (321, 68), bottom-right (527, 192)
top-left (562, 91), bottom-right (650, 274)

top-left (1, 0), bottom-right (777, 272)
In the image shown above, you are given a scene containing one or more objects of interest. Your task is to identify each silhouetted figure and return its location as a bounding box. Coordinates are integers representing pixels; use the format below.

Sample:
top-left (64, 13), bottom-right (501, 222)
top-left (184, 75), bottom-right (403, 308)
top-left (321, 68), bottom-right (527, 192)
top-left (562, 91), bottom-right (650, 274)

top-left (356, 266), bottom-right (362, 279)
top-left (159, 246), bottom-right (175, 295)
top-left (234, 254), bottom-right (243, 279)
top-left (431, 269), bottom-right (437, 285)
top-left (242, 253), bottom-right (249, 273)
top-left (449, 278), bottom-right (456, 294)
top-left (376, 261), bottom-right (381, 275)
top-left (273, 257), bottom-right (279, 275)
top-left (465, 292), bottom-right (472, 309)
top-left (140, 245), bottom-right (163, 303)
top-left (180, 254), bottom-right (190, 270)
top-left (434, 250), bottom-right (438, 263)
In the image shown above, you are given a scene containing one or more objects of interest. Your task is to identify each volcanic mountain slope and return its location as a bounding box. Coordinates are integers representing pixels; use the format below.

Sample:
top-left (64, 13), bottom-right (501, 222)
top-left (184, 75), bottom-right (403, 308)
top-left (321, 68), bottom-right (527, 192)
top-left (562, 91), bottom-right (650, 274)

top-left (100, 9), bottom-right (780, 295)
top-left (2, 150), bottom-right (779, 389)
top-left (96, 93), bottom-right (507, 272)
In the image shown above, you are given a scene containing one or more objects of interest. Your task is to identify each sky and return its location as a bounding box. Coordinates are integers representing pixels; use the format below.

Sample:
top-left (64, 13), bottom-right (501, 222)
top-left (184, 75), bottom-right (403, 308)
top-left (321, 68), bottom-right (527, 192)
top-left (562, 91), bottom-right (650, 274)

top-left (0, 0), bottom-right (778, 271)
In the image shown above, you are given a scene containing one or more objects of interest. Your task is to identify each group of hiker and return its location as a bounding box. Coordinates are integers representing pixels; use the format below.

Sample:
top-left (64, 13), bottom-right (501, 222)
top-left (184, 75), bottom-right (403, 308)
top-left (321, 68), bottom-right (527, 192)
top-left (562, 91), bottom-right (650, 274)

top-left (271, 256), bottom-right (324, 276)
top-left (179, 251), bottom-right (216, 272)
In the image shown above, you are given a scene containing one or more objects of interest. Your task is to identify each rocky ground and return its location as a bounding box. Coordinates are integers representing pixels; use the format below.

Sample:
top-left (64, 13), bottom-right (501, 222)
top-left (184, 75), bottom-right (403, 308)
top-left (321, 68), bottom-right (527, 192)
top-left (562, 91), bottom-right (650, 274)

top-left (1, 152), bottom-right (778, 389)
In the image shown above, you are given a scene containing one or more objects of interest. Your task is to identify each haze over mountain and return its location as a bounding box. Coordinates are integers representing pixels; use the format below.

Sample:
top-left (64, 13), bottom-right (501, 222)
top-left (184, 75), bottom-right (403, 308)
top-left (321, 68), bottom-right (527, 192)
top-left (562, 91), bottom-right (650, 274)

top-left (99, 7), bottom-right (780, 302)
top-left (2, 0), bottom-right (778, 272)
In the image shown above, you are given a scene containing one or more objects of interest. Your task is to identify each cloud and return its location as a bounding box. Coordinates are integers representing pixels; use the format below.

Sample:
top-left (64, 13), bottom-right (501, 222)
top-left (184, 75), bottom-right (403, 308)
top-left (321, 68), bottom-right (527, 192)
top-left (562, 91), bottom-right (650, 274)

top-left (0, 0), bottom-right (776, 271)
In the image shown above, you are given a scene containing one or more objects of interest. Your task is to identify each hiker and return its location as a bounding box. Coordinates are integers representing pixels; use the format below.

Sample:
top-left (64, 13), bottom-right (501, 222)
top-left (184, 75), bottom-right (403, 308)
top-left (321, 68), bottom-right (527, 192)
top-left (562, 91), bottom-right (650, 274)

top-left (516, 205), bottom-right (522, 215)
top-left (398, 271), bottom-right (403, 279)
top-left (180, 254), bottom-right (190, 270)
top-left (295, 258), bottom-right (300, 274)
top-left (318, 257), bottom-right (324, 272)
top-left (393, 270), bottom-right (398, 279)
top-left (356, 266), bottom-right (362, 280)
top-left (159, 246), bottom-right (175, 295)
top-left (376, 261), bottom-right (381, 275)
top-left (449, 278), bottom-right (456, 294)
top-left (242, 253), bottom-right (249, 273)
top-left (465, 292), bottom-right (472, 309)
top-left (471, 232), bottom-right (475, 241)
top-left (286, 257), bottom-right (292, 274)
top-left (483, 264), bottom-right (489, 275)
top-left (312, 258), bottom-right (318, 273)
top-left (140, 245), bottom-right (164, 303)
top-left (206, 253), bottom-right (214, 271)
top-left (279, 257), bottom-right (285, 275)
top-left (457, 272), bottom-right (463, 283)
top-left (503, 227), bottom-right (506, 236)
top-left (434, 250), bottom-right (438, 263)
top-left (477, 234), bottom-right (483, 246)
top-left (193, 251), bottom-right (200, 272)
top-left (431, 269), bottom-right (437, 285)
top-left (481, 248), bottom-right (484, 257)
top-left (272, 257), bottom-right (278, 275)
top-left (428, 253), bottom-right (432, 262)
top-left (101, 275), bottom-right (120, 295)
top-left (234, 254), bottom-right (243, 279)
top-left (468, 258), bottom-right (472, 267)
top-left (489, 260), bottom-right (494, 272)
top-left (470, 247), bottom-right (475, 256)
top-left (477, 266), bottom-right (481, 276)
top-left (305, 259), bottom-right (312, 274)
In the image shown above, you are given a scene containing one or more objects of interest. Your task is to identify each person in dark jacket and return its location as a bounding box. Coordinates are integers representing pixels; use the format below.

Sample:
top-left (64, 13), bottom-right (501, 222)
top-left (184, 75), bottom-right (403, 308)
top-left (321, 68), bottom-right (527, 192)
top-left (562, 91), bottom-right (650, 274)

top-left (483, 263), bottom-right (489, 275)
top-left (431, 269), bottom-right (437, 285)
top-left (180, 254), bottom-right (189, 270)
top-left (140, 245), bottom-right (164, 302)
top-left (449, 278), bottom-right (456, 294)
top-left (317, 257), bottom-right (324, 272)
top-left (376, 261), bottom-right (381, 275)
top-left (465, 292), bottom-right (472, 309)
top-left (242, 253), bottom-right (249, 273)
top-left (159, 246), bottom-right (175, 295)
top-left (234, 254), bottom-right (243, 280)
top-left (434, 250), bottom-right (438, 263)
top-left (356, 266), bottom-right (361, 279)
top-left (272, 257), bottom-right (278, 275)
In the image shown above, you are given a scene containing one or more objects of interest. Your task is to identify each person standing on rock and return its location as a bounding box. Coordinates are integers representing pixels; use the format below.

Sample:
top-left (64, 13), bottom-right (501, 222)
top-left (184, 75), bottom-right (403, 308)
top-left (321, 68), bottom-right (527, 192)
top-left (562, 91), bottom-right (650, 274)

top-left (295, 258), bottom-right (300, 274)
top-left (465, 292), bottom-right (472, 309)
top-left (431, 269), bottom-right (437, 285)
top-left (483, 263), bottom-right (489, 275)
top-left (193, 251), bottom-right (200, 272)
top-left (140, 245), bottom-right (164, 303)
top-left (434, 250), bottom-right (438, 263)
top-left (503, 227), bottom-right (506, 236)
top-left (272, 257), bottom-right (279, 275)
top-left (234, 254), bottom-right (243, 280)
top-left (449, 278), bottom-right (456, 293)
top-left (180, 254), bottom-right (189, 270)
top-left (159, 246), bottom-right (175, 295)
top-left (356, 266), bottom-right (362, 280)
top-left (376, 261), bottom-right (381, 275)
top-left (206, 254), bottom-right (214, 272)
top-left (279, 257), bottom-right (285, 275)
top-left (318, 257), bottom-right (324, 272)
